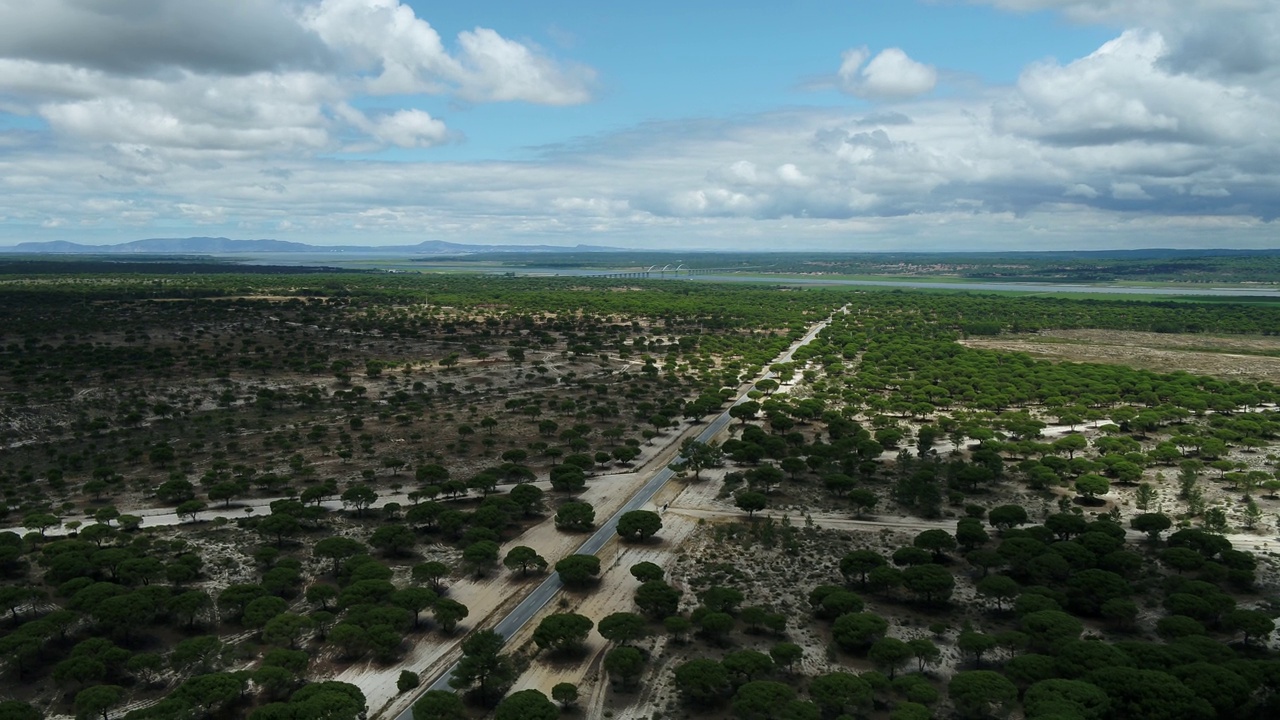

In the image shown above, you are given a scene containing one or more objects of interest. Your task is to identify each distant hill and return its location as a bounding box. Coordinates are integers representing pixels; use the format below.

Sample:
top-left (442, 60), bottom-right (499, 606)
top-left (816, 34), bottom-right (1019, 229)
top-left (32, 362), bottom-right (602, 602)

top-left (0, 237), bottom-right (624, 255)
top-left (4, 239), bottom-right (1276, 260)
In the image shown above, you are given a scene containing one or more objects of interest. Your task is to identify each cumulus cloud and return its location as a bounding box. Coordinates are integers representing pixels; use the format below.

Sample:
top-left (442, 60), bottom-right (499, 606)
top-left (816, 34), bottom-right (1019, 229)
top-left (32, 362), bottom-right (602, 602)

top-left (0, 0), bottom-right (1278, 249)
top-left (177, 203), bottom-right (228, 224)
top-left (26, 69), bottom-right (339, 153)
top-left (839, 47), bottom-right (938, 99)
top-left (10, 79), bottom-right (1275, 247)
top-left (708, 160), bottom-right (815, 190)
top-left (0, 0), bottom-right (330, 76)
top-left (453, 28), bottom-right (595, 105)
top-left (333, 105), bottom-right (451, 148)
top-left (996, 29), bottom-right (1279, 148)
top-left (777, 164), bottom-right (812, 186)
top-left (302, 0), bottom-right (594, 104)
top-left (0, 0), bottom-right (594, 163)
top-left (974, 0), bottom-right (1280, 80)
top-left (1111, 182), bottom-right (1152, 200)
top-left (367, 110), bottom-right (450, 148)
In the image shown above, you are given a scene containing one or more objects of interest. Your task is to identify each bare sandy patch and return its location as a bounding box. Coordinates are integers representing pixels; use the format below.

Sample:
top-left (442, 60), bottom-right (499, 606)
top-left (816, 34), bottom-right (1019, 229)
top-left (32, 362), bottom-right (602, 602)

top-left (962, 329), bottom-right (1280, 382)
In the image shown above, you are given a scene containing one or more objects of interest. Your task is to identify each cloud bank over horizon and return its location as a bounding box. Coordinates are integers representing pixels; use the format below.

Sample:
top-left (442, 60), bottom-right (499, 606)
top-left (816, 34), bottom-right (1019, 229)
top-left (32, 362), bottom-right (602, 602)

top-left (0, 0), bottom-right (1276, 251)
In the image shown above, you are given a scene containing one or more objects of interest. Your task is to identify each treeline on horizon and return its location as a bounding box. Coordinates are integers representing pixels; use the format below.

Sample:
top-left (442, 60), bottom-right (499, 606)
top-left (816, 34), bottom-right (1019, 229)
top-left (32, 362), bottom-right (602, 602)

top-left (407, 248), bottom-right (1280, 284)
top-left (2, 272), bottom-right (1280, 339)
top-left (4, 249), bottom-right (1280, 284)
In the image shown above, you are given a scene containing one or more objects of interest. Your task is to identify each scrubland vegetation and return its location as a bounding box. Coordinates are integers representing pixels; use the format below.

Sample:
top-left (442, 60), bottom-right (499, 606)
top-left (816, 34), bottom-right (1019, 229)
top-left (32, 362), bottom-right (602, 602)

top-left (0, 263), bottom-right (1278, 720)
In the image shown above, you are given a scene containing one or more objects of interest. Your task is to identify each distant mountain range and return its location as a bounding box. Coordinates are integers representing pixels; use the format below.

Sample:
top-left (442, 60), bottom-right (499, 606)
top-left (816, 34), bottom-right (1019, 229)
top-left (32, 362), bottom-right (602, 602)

top-left (3, 238), bottom-right (1278, 260)
top-left (0, 237), bottom-right (623, 255)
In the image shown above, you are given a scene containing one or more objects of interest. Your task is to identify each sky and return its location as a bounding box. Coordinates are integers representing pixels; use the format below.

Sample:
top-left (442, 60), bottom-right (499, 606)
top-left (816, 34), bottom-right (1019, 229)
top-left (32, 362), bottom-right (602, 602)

top-left (0, 0), bottom-right (1277, 251)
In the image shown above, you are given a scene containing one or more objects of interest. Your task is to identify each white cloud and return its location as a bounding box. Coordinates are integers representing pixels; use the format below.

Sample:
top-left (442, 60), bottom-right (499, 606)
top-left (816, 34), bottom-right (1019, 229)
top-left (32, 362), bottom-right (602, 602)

top-left (0, 1), bottom-right (1278, 250)
top-left (302, 0), bottom-right (594, 104)
top-left (177, 203), bottom-right (228, 224)
top-left (709, 160), bottom-right (817, 191)
top-left (0, 0), bottom-right (594, 164)
top-left (1190, 186), bottom-right (1230, 198)
top-left (777, 164), bottom-right (812, 186)
top-left (1111, 182), bottom-right (1151, 200)
top-left (1006, 32), bottom-right (1180, 139)
top-left (974, 0), bottom-right (1280, 80)
top-left (333, 105), bottom-right (450, 148)
top-left (669, 188), bottom-right (761, 217)
top-left (995, 30), bottom-right (1276, 147)
top-left (454, 28), bottom-right (595, 105)
top-left (31, 71), bottom-right (338, 153)
top-left (368, 110), bottom-right (449, 148)
top-left (713, 160), bottom-right (761, 185)
top-left (839, 47), bottom-right (938, 99)
top-left (838, 48), bottom-right (871, 85)
top-left (550, 197), bottom-right (632, 215)
top-left (3, 83), bottom-right (1276, 248)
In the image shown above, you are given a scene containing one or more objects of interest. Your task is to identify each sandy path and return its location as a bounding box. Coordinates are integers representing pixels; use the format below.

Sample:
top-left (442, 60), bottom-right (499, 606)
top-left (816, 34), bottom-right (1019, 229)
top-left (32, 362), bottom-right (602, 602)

top-left (500, 479), bottom-right (706, 717)
top-left (489, 470), bottom-right (953, 718)
top-left (8, 317), bottom-right (832, 720)
top-left (0, 421), bottom-right (716, 720)
top-left (358, 414), bottom-right (767, 718)
top-left (357, 314), bottom-right (848, 717)
top-left (436, 318), bottom-right (847, 714)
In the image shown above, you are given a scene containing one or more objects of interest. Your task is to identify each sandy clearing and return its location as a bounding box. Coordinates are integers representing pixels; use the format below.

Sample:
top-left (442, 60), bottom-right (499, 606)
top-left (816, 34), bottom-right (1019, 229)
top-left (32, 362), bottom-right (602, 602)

top-left (962, 330), bottom-right (1280, 383)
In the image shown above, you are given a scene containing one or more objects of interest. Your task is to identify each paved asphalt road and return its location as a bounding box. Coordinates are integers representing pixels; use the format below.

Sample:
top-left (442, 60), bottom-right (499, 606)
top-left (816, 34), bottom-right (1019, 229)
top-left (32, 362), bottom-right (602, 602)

top-left (400, 311), bottom-right (837, 714)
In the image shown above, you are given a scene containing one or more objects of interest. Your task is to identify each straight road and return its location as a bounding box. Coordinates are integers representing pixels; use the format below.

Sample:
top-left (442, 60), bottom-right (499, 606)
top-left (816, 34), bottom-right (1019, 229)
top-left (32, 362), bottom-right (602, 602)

top-left (399, 308), bottom-right (840, 714)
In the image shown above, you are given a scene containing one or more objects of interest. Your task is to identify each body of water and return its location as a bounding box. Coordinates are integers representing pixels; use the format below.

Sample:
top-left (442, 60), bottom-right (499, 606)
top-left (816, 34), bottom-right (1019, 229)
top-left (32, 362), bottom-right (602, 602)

top-left (236, 253), bottom-right (1279, 298)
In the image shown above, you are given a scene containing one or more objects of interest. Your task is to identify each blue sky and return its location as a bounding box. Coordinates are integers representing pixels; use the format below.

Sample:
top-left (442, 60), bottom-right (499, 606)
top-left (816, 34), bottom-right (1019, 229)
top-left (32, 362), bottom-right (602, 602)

top-left (383, 1), bottom-right (1116, 162)
top-left (0, 0), bottom-right (1275, 250)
